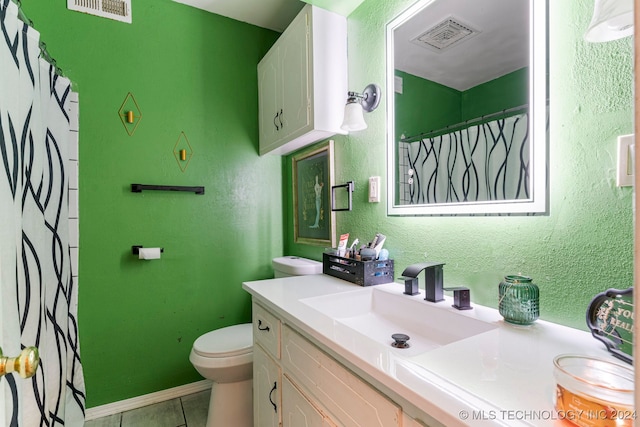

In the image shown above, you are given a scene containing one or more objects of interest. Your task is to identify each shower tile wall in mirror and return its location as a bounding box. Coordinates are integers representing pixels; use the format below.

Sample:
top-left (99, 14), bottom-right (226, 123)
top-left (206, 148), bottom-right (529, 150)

top-left (386, 0), bottom-right (548, 215)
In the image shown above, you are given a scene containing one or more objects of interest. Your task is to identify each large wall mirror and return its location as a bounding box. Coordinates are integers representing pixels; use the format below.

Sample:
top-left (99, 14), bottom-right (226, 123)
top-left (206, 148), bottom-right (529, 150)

top-left (386, 0), bottom-right (547, 215)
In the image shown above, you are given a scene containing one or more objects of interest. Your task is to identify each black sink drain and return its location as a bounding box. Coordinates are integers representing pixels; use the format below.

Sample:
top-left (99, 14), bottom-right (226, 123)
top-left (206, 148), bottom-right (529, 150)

top-left (391, 333), bottom-right (410, 349)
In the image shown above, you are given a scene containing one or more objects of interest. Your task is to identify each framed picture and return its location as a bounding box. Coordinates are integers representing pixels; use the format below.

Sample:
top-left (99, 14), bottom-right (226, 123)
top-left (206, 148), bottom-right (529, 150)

top-left (293, 140), bottom-right (336, 246)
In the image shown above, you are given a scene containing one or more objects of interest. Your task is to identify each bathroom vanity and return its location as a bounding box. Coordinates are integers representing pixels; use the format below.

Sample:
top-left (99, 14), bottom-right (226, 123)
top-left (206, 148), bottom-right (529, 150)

top-left (243, 275), bottom-right (626, 427)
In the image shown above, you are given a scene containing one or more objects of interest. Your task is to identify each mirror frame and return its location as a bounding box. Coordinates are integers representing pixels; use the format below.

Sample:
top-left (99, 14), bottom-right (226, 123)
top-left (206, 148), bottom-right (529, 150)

top-left (386, 0), bottom-right (548, 215)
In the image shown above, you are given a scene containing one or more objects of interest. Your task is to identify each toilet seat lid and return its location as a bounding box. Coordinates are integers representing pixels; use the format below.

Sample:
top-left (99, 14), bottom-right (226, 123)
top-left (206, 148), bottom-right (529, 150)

top-left (193, 323), bottom-right (253, 358)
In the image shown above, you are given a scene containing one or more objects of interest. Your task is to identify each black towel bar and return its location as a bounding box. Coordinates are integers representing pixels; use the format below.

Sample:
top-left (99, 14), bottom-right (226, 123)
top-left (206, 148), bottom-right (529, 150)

top-left (131, 184), bottom-right (204, 195)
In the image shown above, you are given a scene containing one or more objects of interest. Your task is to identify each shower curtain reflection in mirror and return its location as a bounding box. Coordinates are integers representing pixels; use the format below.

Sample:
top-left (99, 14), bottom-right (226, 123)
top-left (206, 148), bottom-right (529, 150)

top-left (399, 112), bottom-right (529, 205)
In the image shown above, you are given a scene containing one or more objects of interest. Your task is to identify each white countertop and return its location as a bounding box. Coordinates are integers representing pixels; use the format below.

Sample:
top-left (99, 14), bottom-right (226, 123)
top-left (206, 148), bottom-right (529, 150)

top-left (242, 274), bottom-right (625, 427)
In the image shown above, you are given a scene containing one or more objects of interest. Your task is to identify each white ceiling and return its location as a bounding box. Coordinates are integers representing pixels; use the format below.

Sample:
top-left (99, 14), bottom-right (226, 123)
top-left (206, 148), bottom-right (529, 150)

top-left (172, 0), bottom-right (528, 92)
top-left (173, 0), bottom-right (305, 32)
top-left (394, 0), bottom-right (529, 91)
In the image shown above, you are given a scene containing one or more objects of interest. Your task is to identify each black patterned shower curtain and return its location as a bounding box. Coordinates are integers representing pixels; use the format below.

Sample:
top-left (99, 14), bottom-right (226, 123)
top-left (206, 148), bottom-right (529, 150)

top-left (400, 113), bottom-right (530, 205)
top-left (0, 0), bottom-right (85, 425)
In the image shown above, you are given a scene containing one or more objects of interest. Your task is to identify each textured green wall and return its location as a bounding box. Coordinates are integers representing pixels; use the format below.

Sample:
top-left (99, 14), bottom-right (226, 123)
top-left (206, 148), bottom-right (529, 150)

top-left (23, 0), bottom-right (281, 408)
top-left (395, 68), bottom-right (528, 141)
top-left (286, 0), bottom-right (633, 330)
top-left (394, 71), bottom-right (461, 141)
top-left (461, 68), bottom-right (528, 120)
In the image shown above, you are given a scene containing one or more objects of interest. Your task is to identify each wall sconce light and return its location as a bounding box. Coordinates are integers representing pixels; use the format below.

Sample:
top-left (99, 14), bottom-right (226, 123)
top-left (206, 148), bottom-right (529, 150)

top-left (340, 83), bottom-right (381, 132)
top-left (584, 0), bottom-right (633, 42)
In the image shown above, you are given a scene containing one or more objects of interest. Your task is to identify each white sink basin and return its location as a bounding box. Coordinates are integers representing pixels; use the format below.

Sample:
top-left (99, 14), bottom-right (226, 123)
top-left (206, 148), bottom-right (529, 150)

top-left (300, 285), bottom-right (497, 356)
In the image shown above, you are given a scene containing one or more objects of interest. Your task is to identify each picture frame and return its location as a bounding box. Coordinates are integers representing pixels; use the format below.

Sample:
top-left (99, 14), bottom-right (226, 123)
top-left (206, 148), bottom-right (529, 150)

top-left (293, 140), bottom-right (336, 246)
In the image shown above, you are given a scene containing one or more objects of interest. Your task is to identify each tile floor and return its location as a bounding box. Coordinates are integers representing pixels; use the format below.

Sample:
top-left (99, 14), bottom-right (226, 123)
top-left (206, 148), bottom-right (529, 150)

top-left (85, 389), bottom-right (210, 427)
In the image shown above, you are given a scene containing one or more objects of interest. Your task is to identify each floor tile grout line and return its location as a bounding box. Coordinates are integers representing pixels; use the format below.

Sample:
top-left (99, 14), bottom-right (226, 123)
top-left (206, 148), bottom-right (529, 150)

top-left (179, 396), bottom-right (188, 427)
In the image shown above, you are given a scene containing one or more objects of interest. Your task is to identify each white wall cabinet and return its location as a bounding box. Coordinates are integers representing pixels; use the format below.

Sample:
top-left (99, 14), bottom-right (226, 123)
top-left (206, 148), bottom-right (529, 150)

top-left (252, 302), bottom-right (409, 427)
top-left (258, 4), bottom-right (347, 156)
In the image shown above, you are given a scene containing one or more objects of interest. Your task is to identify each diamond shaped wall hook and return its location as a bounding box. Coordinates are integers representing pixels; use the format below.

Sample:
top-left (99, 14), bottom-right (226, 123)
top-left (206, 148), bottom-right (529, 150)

top-left (118, 92), bottom-right (142, 136)
top-left (173, 131), bottom-right (193, 172)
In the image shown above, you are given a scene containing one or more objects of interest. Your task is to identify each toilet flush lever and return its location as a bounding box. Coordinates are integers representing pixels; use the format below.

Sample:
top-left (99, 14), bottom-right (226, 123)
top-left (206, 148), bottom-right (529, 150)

top-left (258, 320), bottom-right (270, 332)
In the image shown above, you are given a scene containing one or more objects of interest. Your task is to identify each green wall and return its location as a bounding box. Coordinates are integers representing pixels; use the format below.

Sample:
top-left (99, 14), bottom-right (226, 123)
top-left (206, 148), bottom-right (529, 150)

top-left (286, 0), bottom-right (633, 330)
top-left (394, 71), bottom-right (461, 141)
top-left (23, 0), bottom-right (281, 408)
top-left (461, 68), bottom-right (528, 120)
top-left (394, 68), bottom-right (528, 141)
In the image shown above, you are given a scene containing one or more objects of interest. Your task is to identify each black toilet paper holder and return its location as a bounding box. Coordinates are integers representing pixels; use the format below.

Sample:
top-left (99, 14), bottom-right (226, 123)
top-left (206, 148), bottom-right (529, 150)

top-left (132, 245), bottom-right (164, 255)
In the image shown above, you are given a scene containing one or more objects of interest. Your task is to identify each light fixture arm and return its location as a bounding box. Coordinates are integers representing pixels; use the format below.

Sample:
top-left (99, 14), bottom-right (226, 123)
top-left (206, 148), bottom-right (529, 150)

top-left (340, 83), bottom-right (381, 132)
top-left (349, 84), bottom-right (381, 112)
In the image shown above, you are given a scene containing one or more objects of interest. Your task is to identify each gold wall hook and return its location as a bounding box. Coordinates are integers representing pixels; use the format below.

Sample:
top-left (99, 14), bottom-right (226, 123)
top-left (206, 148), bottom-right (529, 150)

top-left (0, 346), bottom-right (40, 379)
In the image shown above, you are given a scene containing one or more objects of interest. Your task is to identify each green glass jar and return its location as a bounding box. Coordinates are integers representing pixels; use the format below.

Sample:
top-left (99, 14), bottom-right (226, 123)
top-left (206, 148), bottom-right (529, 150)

top-left (498, 275), bottom-right (539, 325)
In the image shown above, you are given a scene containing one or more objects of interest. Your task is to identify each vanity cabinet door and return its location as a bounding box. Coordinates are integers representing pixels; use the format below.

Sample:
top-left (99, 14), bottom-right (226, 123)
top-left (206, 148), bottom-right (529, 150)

top-left (253, 302), bottom-right (281, 359)
top-left (282, 325), bottom-right (401, 427)
top-left (282, 376), bottom-right (324, 427)
top-left (254, 345), bottom-right (281, 427)
top-left (403, 414), bottom-right (431, 427)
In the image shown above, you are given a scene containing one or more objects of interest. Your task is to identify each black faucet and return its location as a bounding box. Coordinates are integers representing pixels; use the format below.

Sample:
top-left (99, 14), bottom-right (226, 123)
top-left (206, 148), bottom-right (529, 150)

top-left (443, 286), bottom-right (473, 310)
top-left (401, 262), bottom-right (445, 302)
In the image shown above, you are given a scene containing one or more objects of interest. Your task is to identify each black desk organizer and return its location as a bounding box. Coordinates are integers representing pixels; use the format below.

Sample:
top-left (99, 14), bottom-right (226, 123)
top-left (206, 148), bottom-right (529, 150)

top-left (323, 253), bottom-right (394, 286)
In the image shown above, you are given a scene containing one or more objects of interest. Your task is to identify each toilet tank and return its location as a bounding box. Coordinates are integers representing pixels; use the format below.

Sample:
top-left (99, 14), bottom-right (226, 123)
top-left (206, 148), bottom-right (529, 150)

top-left (273, 256), bottom-right (322, 278)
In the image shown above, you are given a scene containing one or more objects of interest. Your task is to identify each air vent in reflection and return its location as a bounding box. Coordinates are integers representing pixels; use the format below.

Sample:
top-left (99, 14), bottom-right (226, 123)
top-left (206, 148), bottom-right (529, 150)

top-left (411, 16), bottom-right (479, 52)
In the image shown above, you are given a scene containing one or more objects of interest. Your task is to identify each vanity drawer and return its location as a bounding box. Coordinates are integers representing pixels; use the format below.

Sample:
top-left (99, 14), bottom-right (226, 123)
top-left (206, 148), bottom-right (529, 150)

top-left (253, 303), bottom-right (281, 359)
top-left (282, 325), bottom-right (401, 427)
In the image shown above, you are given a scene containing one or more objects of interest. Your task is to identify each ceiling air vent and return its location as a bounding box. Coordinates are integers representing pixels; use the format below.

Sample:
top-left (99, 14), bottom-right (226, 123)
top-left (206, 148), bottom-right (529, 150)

top-left (67, 0), bottom-right (132, 24)
top-left (411, 16), bottom-right (479, 52)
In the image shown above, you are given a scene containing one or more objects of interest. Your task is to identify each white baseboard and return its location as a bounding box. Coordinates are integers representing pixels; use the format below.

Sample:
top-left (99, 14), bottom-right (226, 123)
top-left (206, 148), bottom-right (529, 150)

top-left (85, 379), bottom-right (212, 421)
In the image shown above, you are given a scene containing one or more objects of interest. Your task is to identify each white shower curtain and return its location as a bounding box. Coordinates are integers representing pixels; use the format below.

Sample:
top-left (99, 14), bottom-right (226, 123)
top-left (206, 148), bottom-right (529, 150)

top-left (0, 0), bottom-right (85, 425)
top-left (401, 113), bottom-right (529, 205)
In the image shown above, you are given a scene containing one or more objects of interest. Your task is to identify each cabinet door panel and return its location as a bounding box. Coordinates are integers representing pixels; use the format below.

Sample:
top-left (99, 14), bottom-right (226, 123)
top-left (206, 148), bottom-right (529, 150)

top-left (254, 345), bottom-right (281, 427)
top-left (282, 326), bottom-right (401, 427)
top-left (280, 9), bottom-right (310, 140)
top-left (258, 48), bottom-right (281, 151)
top-left (282, 376), bottom-right (324, 427)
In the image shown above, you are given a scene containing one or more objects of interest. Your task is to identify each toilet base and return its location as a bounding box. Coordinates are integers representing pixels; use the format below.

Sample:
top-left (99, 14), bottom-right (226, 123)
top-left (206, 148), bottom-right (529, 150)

top-left (206, 378), bottom-right (253, 427)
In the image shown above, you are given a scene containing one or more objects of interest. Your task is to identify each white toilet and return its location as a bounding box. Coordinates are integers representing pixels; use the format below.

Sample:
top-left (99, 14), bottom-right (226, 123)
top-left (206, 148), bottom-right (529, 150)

top-left (272, 256), bottom-right (323, 278)
top-left (189, 256), bottom-right (322, 427)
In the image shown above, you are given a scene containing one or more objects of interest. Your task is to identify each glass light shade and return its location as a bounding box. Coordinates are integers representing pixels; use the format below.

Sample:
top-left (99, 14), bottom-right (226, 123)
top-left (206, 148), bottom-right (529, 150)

top-left (584, 0), bottom-right (634, 42)
top-left (341, 102), bottom-right (367, 132)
